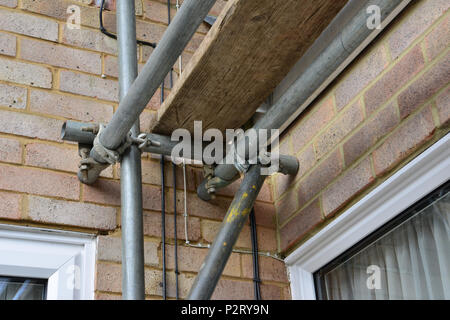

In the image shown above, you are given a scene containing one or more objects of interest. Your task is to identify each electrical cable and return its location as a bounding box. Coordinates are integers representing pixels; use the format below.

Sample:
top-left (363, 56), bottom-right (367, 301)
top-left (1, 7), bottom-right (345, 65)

top-left (161, 156), bottom-right (167, 300)
top-left (173, 162), bottom-right (179, 300)
top-left (250, 208), bottom-right (261, 300)
top-left (99, 0), bottom-right (156, 48)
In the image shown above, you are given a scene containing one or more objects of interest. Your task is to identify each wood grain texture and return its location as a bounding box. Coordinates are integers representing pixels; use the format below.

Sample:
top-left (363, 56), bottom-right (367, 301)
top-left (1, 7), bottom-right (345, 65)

top-left (151, 0), bottom-right (348, 135)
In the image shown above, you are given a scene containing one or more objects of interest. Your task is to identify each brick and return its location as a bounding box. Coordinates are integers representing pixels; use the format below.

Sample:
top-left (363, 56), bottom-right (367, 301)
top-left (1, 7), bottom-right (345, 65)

top-left (373, 105), bottom-right (435, 176)
top-left (364, 45), bottom-right (425, 116)
top-left (143, 1), bottom-right (176, 24)
top-left (398, 52), bottom-right (450, 119)
top-left (282, 286), bottom-right (292, 300)
top-left (315, 100), bottom-right (364, 159)
top-left (0, 164), bottom-right (79, 200)
top-left (215, 178), bottom-right (272, 203)
top-left (97, 235), bottom-right (159, 266)
top-left (166, 245), bottom-right (241, 277)
top-left (260, 284), bottom-right (283, 300)
top-left (140, 159), bottom-right (196, 191)
top-left (275, 191), bottom-right (298, 226)
top-left (297, 150), bottom-right (343, 209)
top-left (202, 219), bottom-right (250, 249)
top-left (24, 143), bottom-right (78, 173)
top-left (95, 292), bottom-right (121, 300)
top-left (388, 0), bottom-right (450, 59)
top-left (184, 192), bottom-right (230, 220)
top-left (242, 255), bottom-right (288, 283)
top-left (0, 9), bottom-right (58, 41)
top-left (344, 102), bottom-right (399, 165)
top-left (30, 90), bottom-right (113, 123)
top-left (140, 110), bottom-right (157, 132)
top-left (62, 25), bottom-right (118, 55)
top-left (335, 46), bottom-right (389, 110)
top-left (28, 195), bottom-right (116, 230)
top-left (322, 158), bottom-right (374, 217)
top-left (211, 279), bottom-right (253, 300)
top-left (252, 201), bottom-right (276, 229)
top-left (436, 86), bottom-right (450, 126)
top-left (60, 70), bottom-right (119, 102)
top-left (95, 262), bottom-right (122, 293)
top-left (276, 144), bottom-right (316, 199)
top-left (290, 96), bottom-right (335, 154)
top-left (0, 83), bottom-right (26, 109)
top-left (0, 191), bottom-right (21, 220)
top-left (142, 184), bottom-right (162, 211)
top-left (0, 32), bottom-right (16, 56)
top-left (20, 38), bottom-right (102, 75)
top-left (143, 210), bottom-right (201, 242)
top-left (82, 179), bottom-right (120, 206)
top-left (0, 110), bottom-right (63, 141)
top-left (0, 137), bottom-right (21, 164)
top-left (0, 0), bottom-right (17, 8)
top-left (424, 15), bottom-right (450, 61)
top-left (0, 57), bottom-right (52, 88)
top-left (279, 200), bottom-right (322, 252)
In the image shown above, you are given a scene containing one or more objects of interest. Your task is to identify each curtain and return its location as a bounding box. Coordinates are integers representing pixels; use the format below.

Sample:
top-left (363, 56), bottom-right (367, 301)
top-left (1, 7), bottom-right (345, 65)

top-left (323, 191), bottom-right (450, 300)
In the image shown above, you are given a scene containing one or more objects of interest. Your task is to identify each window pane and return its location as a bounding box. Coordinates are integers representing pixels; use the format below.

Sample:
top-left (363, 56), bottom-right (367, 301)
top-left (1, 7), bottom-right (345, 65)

top-left (0, 277), bottom-right (47, 300)
top-left (321, 188), bottom-right (450, 300)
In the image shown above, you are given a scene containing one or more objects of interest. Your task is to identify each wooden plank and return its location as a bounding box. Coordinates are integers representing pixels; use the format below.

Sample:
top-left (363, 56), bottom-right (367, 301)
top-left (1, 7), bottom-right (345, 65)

top-left (151, 0), bottom-right (348, 135)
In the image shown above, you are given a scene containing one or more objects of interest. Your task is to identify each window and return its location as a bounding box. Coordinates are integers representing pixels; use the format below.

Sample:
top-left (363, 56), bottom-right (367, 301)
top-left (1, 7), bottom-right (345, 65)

top-left (0, 225), bottom-right (96, 300)
top-left (285, 134), bottom-right (450, 300)
top-left (314, 182), bottom-right (449, 300)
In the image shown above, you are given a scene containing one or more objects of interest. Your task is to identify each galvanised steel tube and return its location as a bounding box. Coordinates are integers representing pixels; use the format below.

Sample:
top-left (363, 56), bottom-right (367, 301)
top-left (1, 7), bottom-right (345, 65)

top-left (94, 0), bottom-right (217, 154)
top-left (188, 165), bottom-right (267, 300)
top-left (117, 0), bottom-right (145, 300)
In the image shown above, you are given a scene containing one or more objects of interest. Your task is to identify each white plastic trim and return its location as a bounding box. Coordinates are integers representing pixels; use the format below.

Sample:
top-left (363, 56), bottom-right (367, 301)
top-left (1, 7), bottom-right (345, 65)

top-left (0, 225), bottom-right (96, 300)
top-left (285, 134), bottom-right (450, 300)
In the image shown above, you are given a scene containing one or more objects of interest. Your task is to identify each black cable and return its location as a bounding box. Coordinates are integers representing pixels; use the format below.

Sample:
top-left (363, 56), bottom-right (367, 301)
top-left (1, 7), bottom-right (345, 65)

top-left (250, 208), bottom-right (261, 300)
top-left (161, 157), bottom-right (167, 300)
top-left (99, 0), bottom-right (156, 48)
top-left (173, 162), bottom-right (179, 300)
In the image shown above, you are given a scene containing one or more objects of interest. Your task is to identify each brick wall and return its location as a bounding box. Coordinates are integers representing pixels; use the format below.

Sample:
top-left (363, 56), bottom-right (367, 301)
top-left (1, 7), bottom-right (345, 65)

top-left (0, 0), bottom-right (291, 300)
top-left (273, 0), bottom-right (450, 255)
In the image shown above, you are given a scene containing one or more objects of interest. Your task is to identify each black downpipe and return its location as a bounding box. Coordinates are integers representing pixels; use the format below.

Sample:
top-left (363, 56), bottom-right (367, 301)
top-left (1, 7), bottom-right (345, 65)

top-left (161, 157), bottom-right (166, 300)
top-left (250, 208), bottom-right (261, 300)
top-left (173, 163), bottom-right (179, 299)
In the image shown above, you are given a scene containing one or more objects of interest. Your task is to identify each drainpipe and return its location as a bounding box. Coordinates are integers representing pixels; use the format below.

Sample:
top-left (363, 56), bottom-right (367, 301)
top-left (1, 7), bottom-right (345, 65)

top-left (188, 165), bottom-right (267, 300)
top-left (197, 0), bottom-right (412, 200)
top-left (117, 0), bottom-right (145, 300)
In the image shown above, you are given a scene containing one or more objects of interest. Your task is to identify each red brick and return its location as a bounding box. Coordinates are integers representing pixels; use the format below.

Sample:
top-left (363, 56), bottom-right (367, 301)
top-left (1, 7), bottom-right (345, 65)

top-left (95, 292), bottom-right (121, 300)
top-left (279, 200), bottom-right (322, 252)
top-left (0, 137), bottom-right (21, 164)
top-left (364, 45), bottom-right (425, 116)
top-left (0, 0), bottom-right (17, 8)
top-left (373, 105), bottom-right (436, 176)
top-left (140, 110), bottom-right (157, 132)
top-left (0, 191), bottom-right (21, 220)
top-left (211, 279), bottom-right (253, 300)
top-left (436, 86), bottom-right (450, 127)
top-left (166, 244), bottom-right (241, 277)
top-left (28, 195), bottom-right (116, 230)
top-left (30, 90), bottom-right (114, 123)
top-left (21, 38), bottom-right (102, 74)
top-left (97, 235), bottom-right (159, 266)
top-left (260, 284), bottom-right (283, 300)
top-left (344, 102), bottom-right (399, 165)
top-left (142, 210), bottom-right (201, 242)
top-left (276, 144), bottom-right (316, 199)
top-left (142, 184), bottom-right (162, 211)
top-left (0, 164), bottom-right (79, 200)
top-left (202, 219), bottom-right (251, 249)
top-left (143, 0), bottom-right (176, 24)
top-left (297, 150), bottom-right (343, 209)
top-left (0, 110), bottom-right (63, 142)
top-left (82, 179), bottom-right (120, 206)
top-left (0, 32), bottom-right (16, 56)
top-left (388, 0), bottom-right (449, 59)
top-left (424, 15), bottom-right (450, 61)
top-left (0, 57), bottom-right (52, 88)
top-left (275, 191), bottom-right (298, 226)
top-left (62, 25), bottom-right (118, 55)
top-left (242, 255), bottom-right (288, 283)
top-left (290, 97), bottom-right (335, 154)
top-left (322, 157), bottom-right (374, 217)
top-left (283, 286), bottom-right (292, 300)
top-left (398, 52), bottom-right (450, 119)
top-left (315, 100), bottom-right (364, 159)
top-left (24, 143), bottom-right (78, 172)
top-left (0, 83), bottom-right (27, 109)
top-left (335, 46), bottom-right (389, 110)
top-left (60, 70), bottom-right (119, 102)
top-left (184, 192), bottom-right (230, 220)
top-left (0, 9), bottom-right (58, 41)
top-left (252, 201), bottom-right (276, 229)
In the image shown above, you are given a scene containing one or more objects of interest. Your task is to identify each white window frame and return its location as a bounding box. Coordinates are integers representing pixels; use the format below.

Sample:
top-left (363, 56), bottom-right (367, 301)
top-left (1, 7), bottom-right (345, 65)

top-left (0, 225), bottom-right (96, 300)
top-left (285, 133), bottom-right (450, 300)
